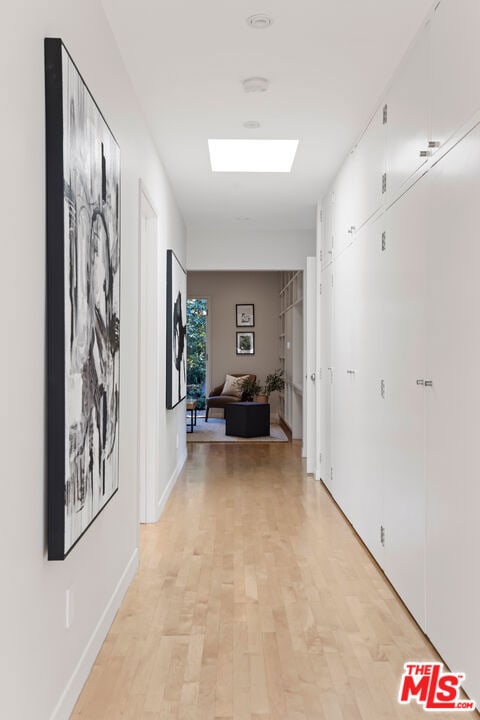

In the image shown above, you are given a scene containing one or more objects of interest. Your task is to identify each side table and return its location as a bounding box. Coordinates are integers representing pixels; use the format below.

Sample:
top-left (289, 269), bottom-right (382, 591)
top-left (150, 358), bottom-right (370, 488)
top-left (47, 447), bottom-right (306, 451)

top-left (224, 402), bottom-right (270, 438)
top-left (186, 399), bottom-right (197, 433)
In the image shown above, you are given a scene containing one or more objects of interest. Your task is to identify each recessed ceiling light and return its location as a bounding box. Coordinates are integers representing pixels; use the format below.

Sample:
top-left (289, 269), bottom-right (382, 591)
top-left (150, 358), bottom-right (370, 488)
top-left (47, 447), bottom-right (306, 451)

top-left (243, 120), bottom-right (261, 129)
top-left (247, 14), bottom-right (273, 29)
top-left (208, 139), bottom-right (299, 173)
top-left (243, 77), bottom-right (269, 93)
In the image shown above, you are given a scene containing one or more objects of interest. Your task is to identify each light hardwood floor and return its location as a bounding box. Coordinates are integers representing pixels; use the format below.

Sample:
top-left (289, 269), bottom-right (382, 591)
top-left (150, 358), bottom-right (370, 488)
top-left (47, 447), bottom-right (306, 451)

top-left (71, 442), bottom-right (474, 719)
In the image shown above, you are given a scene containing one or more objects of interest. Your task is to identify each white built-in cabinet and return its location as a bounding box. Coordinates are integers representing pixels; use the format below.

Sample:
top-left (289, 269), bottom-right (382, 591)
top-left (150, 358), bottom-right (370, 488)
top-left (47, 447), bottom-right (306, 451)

top-left (319, 0), bottom-right (480, 702)
top-left (426, 127), bottom-right (480, 694)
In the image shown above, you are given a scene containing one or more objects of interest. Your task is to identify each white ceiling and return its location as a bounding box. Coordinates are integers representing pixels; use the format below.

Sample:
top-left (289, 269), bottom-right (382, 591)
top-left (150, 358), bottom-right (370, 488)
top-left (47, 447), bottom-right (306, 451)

top-left (102, 0), bottom-right (433, 232)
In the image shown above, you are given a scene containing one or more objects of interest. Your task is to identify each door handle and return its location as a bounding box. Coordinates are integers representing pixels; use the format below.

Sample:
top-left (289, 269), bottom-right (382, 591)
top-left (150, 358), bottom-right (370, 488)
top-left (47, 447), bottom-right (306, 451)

top-left (310, 373), bottom-right (316, 381)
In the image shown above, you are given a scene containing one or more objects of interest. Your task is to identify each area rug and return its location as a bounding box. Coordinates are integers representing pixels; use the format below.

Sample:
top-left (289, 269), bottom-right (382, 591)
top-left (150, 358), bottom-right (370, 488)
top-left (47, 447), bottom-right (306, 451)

top-left (187, 417), bottom-right (288, 443)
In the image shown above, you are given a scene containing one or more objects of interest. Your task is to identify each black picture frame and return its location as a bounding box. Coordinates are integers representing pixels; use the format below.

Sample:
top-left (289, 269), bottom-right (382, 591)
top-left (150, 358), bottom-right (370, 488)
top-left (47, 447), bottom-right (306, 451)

top-left (45, 38), bottom-right (121, 560)
top-left (166, 250), bottom-right (187, 408)
top-left (236, 331), bottom-right (255, 355)
top-left (236, 303), bottom-right (255, 327)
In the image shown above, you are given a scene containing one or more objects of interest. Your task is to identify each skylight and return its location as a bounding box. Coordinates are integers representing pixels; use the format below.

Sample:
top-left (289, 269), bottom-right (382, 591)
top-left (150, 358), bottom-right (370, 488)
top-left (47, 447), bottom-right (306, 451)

top-left (208, 139), bottom-right (299, 173)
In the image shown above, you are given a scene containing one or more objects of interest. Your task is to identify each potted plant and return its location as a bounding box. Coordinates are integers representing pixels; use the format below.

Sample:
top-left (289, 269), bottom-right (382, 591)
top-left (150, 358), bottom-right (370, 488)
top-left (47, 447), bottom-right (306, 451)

top-left (261, 369), bottom-right (285, 401)
top-left (239, 376), bottom-right (263, 402)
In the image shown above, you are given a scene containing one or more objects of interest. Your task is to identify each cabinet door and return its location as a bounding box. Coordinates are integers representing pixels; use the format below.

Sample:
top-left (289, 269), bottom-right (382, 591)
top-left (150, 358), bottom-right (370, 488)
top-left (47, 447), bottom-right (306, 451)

top-left (430, 0), bottom-right (480, 152)
top-left (386, 24), bottom-right (429, 197)
top-left (320, 266), bottom-right (333, 488)
top-left (321, 191), bottom-right (335, 269)
top-left (331, 246), bottom-right (356, 516)
top-left (426, 123), bottom-right (480, 700)
top-left (382, 179), bottom-right (428, 629)
top-left (354, 106), bottom-right (385, 230)
top-left (348, 222), bottom-right (385, 562)
top-left (332, 155), bottom-right (355, 257)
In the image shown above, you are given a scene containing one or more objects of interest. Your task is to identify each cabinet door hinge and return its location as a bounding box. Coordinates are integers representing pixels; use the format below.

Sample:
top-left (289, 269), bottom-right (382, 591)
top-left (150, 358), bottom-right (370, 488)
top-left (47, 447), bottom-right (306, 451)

top-left (319, 283), bottom-right (323, 295)
top-left (382, 173), bottom-right (387, 194)
top-left (319, 452), bottom-right (323, 464)
top-left (380, 379), bottom-right (386, 399)
top-left (383, 104), bottom-right (388, 124)
top-left (381, 231), bottom-right (387, 252)
top-left (380, 525), bottom-right (385, 546)
top-left (330, 467), bottom-right (334, 482)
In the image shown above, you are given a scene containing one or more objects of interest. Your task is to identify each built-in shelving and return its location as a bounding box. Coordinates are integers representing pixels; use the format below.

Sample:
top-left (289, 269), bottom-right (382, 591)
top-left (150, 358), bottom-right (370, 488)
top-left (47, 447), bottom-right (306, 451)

top-left (278, 271), bottom-right (303, 438)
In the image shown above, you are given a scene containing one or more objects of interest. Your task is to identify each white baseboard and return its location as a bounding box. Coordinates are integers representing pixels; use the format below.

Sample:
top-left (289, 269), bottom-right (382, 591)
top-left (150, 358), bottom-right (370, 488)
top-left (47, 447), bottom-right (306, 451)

top-left (156, 447), bottom-right (187, 517)
top-left (49, 548), bottom-right (139, 720)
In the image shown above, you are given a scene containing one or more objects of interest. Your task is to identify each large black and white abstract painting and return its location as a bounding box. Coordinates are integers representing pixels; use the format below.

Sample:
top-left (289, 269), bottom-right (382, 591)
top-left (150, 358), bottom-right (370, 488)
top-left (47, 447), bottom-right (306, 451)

top-left (166, 250), bottom-right (187, 408)
top-left (45, 39), bottom-right (120, 560)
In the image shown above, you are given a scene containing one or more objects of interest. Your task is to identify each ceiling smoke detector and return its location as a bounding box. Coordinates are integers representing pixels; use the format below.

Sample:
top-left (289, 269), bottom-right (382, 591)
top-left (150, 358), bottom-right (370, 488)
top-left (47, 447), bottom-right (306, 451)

top-left (247, 14), bottom-right (273, 29)
top-left (243, 120), bottom-right (261, 129)
top-left (243, 77), bottom-right (269, 93)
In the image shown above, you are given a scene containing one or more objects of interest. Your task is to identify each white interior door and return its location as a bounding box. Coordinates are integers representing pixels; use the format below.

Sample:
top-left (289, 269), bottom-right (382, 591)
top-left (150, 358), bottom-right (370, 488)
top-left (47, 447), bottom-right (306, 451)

top-left (426, 123), bottom-right (480, 700)
top-left (331, 246), bottom-right (356, 517)
top-left (349, 222), bottom-right (385, 563)
top-left (138, 185), bottom-right (160, 524)
top-left (319, 265), bottom-right (333, 486)
top-left (382, 178), bottom-right (428, 628)
top-left (304, 257), bottom-right (317, 472)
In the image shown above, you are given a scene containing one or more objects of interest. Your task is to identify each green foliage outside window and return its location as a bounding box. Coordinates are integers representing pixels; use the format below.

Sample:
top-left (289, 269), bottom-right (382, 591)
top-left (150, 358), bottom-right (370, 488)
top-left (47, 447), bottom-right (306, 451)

top-left (187, 298), bottom-right (207, 409)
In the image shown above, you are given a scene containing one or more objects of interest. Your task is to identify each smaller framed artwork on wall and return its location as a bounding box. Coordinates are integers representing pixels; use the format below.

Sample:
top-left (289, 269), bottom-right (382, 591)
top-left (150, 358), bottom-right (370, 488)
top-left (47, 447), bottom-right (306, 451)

top-left (236, 331), bottom-right (255, 355)
top-left (166, 250), bottom-right (187, 409)
top-left (236, 304), bottom-right (255, 327)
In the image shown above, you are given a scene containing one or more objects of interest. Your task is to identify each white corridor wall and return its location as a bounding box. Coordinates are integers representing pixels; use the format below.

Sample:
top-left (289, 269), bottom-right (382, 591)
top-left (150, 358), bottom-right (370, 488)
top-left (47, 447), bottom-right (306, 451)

top-left (0, 2), bottom-right (186, 719)
top-left (319, 0), bottom-right (480, 705)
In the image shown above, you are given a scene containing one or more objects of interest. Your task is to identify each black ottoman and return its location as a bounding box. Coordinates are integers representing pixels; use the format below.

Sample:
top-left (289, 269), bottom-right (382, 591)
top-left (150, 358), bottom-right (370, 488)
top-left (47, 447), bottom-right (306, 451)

top-left (225, 402), bottom-right (270, 438)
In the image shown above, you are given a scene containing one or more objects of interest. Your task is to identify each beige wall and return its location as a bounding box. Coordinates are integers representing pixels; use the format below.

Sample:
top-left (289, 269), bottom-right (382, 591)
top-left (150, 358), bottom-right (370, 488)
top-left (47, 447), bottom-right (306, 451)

top-left (187, 271), bottom-right (282, 415)
top-left (187, 228), bottom-right (315, 270)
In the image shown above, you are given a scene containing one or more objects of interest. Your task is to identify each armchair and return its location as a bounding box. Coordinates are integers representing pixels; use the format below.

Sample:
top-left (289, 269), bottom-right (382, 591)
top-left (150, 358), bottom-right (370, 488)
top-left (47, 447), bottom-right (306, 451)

top-left (205, 373), bottom-right (256, 421)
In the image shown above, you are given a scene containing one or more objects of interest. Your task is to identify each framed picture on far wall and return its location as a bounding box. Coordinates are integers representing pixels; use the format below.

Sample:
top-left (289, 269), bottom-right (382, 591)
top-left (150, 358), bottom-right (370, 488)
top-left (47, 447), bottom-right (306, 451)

top-left (236, 331), bottom-right (255, 355)
top-left (45, 38), bottom-right (121, 560)
top-left (236, 303), bottom-right (255, 327)
top-left (166, 250), bottom-right (187, 408)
